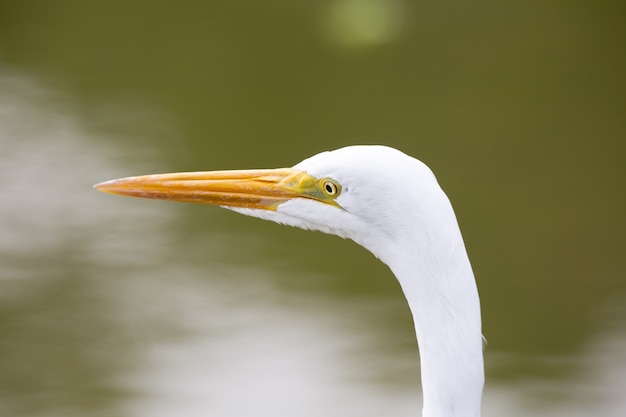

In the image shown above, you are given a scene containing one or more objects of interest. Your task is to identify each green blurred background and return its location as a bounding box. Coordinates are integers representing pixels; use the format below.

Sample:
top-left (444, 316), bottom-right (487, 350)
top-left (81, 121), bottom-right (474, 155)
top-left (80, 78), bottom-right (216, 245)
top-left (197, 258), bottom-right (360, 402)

top-left (0, 1), bottom-right (624, 416)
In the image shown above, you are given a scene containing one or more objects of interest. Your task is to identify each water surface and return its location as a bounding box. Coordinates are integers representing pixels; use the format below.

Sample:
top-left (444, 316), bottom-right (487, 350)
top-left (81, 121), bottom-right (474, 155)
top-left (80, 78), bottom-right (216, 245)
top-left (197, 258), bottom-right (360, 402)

top-left (0, 2), bottom-right (625, 416)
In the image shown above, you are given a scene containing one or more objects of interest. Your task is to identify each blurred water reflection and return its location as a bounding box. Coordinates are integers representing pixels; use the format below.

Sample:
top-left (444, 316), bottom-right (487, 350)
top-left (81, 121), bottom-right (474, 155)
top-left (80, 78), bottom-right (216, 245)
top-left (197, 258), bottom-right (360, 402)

top-left (1, 0), bottom-right (626, 414)
top-left (1, 71), bottom-right (626, 417)
top-left (0, 72), bottom-right (173, 417)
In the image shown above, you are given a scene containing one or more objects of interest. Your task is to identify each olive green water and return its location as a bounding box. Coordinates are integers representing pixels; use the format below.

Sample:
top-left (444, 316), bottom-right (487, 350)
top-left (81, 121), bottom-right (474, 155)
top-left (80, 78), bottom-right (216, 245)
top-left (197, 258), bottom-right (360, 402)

top-left (0, 1), bottom-right (624, 416)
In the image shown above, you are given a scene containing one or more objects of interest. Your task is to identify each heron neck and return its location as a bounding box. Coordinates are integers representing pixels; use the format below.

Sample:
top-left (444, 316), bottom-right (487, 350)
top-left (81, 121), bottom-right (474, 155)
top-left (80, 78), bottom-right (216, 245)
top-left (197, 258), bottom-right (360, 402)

top-left (385, 231), bottom-right (484, 417)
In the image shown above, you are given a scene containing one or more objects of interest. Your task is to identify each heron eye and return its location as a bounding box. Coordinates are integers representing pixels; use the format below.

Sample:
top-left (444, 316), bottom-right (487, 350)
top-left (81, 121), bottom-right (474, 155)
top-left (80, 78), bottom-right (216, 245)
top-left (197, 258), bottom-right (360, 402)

top-left (321, 179), bottom-right (340, 197)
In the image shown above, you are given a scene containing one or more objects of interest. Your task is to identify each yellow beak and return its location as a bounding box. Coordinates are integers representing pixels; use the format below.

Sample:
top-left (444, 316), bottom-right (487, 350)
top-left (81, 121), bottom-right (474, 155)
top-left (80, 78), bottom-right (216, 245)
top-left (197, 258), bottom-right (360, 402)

top-left (94, 168), bottom-right (332, 211)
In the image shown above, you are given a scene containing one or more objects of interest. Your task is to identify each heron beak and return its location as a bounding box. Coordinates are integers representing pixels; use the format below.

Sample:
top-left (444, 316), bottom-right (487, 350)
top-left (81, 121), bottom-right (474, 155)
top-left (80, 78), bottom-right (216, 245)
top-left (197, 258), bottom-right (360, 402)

top-left (94, 168), bottom-right (323, 211)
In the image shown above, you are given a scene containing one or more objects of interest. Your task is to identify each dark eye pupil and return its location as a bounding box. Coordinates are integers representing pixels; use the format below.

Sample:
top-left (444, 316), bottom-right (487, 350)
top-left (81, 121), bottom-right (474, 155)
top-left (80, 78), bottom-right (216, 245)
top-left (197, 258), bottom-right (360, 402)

top-left (326, 184), bottom-right (333, 193)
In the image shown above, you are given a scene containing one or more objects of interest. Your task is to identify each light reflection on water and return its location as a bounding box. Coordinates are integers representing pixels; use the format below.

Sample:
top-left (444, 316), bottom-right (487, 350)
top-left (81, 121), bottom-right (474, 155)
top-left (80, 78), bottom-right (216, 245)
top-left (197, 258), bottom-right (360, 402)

top-left (1, 73), bottom-right (625, 417)
top-left (117, 267), bottom-right (421, 417)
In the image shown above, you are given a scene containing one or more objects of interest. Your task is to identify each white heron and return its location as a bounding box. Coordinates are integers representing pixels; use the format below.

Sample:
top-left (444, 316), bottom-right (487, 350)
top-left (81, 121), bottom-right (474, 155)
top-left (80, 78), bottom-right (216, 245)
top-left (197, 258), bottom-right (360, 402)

top-left (95, 145), bottom-right (484, 417)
